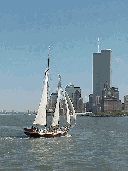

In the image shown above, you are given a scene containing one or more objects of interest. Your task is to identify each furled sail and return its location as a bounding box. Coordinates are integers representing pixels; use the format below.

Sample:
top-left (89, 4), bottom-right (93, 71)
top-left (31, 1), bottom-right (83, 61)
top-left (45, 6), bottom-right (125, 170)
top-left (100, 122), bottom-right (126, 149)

top-left (33, 71), bottom-right (48, 126)
top-left (65, 91), bottom-right (76, 120)
top-left (51, 87), bottom-right (61, 127)
top-left (63, 91), bottom-right (70, 124)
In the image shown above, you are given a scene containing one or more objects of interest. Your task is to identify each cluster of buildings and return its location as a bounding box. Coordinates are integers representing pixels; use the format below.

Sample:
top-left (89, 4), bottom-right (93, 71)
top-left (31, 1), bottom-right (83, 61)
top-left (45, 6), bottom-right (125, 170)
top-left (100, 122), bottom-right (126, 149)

top-left (48, 48), bottom-right (128, 114)
top-left (86, 49), bottom-right (128, 113)
top-left (49, 83), bottom-right (85, 113)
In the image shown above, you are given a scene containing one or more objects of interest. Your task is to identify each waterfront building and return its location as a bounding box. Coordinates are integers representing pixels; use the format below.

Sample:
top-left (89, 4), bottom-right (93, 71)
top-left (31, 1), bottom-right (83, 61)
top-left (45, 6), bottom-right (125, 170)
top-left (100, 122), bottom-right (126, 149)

top-left (124, 95), bottom-right (128, 112)
top-left (93, 49), bottom-right (112, 112)
top-left (74, 90), bottom-right (83, 112)
top-left (96, 95), bottom-right (101, 112)
top-left (73, 86), bottom-right (82, 112)
top-left (65, 83), bottom-right (82, 112)
top-left (30, 110), bottom-right (33, 114)
top-left (86, 94), bottom-right (93, 112)
top-left (59, 99), bottom-right (67, 114)
top-left (74, 86), bottom-right (81, 95)
top-left (65, 83), bottom-right (75, 102)
top-left (86, 102), bottom-right (89, 112)
top-left (111, 87), bottom-right (119, 100)
top-left (50, 92), bottom-right (58, 108)
top-left (82, 102), bottom-right (86, 113)
top-left (101, 84), bottom-right (121, 112)
top-left (122, 103), bottom-right (125, 112)
top-left (103, 98), bottom-right (121, 112)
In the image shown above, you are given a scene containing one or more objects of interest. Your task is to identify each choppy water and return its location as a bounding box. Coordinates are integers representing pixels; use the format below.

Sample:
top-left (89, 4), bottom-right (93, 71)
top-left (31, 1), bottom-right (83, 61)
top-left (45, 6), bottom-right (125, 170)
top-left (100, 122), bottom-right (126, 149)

top-left (0, 113), bottom-right (128, 170)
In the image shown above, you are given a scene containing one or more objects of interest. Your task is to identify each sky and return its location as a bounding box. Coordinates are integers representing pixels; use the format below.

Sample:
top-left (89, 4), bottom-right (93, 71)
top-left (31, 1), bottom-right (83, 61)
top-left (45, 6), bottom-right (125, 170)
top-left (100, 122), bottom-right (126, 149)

top-left (0, 0), bottom-right (128, 111)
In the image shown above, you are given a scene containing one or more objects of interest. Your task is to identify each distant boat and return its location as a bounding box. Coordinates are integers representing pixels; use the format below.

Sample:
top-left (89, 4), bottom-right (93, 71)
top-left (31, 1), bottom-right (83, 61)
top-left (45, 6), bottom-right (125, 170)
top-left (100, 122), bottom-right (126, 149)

top-left (24, 47), bottom-right (76, 138)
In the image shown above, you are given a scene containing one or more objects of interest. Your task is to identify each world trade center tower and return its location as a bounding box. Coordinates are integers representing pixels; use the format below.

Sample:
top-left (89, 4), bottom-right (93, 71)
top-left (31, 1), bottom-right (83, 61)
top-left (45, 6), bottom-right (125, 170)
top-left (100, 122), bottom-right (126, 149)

top-left (93, 49), bottom-right (112, 112)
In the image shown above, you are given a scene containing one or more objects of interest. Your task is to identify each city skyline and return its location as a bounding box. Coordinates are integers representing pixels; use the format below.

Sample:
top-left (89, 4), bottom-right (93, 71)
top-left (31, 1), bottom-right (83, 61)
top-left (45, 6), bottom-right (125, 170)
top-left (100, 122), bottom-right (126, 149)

top-left (0, 0), bottom-right (128, 111)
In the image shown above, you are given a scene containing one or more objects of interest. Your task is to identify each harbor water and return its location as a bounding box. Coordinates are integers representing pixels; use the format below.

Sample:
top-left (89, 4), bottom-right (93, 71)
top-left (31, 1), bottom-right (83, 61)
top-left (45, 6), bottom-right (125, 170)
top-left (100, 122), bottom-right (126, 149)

top-left (0, 113), bottom-right (128, 170)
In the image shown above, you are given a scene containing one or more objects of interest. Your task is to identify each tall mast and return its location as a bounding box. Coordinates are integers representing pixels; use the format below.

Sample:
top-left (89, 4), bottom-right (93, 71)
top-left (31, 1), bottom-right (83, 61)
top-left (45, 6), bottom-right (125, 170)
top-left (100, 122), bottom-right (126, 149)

top-left (51, 75), bottom-right (61, 127)
top-left (98, 38), bottom-right (99, 53)
top-left (47, 46), bottom-right (50, 114)
top-left (58, 75), bottom-right (61, 89)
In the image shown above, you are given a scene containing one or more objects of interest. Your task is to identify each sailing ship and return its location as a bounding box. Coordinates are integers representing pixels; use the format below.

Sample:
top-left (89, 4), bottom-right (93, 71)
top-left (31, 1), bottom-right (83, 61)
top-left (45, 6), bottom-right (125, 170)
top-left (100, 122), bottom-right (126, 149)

top-left (24, 47), bottom-right (76, 138)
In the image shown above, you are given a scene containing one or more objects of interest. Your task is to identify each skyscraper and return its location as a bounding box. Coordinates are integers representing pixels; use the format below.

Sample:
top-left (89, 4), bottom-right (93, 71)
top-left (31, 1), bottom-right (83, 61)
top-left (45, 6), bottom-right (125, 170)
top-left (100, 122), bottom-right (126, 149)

top-left (50, 93), bottom-right (58, 108)
top-left (93, 49), bottom-right (112, 112)
top-left (65, 83), bottom-right (75, 102)
top-left (65, 83), bottom-right (82, 112)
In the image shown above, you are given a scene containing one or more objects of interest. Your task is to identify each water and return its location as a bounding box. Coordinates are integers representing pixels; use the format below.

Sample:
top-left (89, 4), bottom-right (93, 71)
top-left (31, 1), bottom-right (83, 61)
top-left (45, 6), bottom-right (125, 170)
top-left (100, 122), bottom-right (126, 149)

top-left (0, 113), bottom-right (128, 170)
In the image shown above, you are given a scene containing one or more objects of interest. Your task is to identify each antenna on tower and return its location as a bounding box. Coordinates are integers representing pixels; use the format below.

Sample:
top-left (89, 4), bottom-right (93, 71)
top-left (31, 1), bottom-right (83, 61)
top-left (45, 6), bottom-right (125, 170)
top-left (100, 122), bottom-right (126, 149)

top-left (48, 46), bottom-right (50, 70)
top-left (98, 38), bottom-right (99, 53)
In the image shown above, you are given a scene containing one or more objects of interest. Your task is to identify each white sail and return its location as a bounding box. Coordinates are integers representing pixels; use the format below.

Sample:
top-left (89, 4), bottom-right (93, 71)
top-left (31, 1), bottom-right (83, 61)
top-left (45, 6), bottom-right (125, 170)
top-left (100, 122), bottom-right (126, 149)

top-left (63, 91), bottom-right (70, 124)
top-left (33, 72), bottom-right (48, 126)
top-left (65, 91), bottom-right (76, 120)
top-left (51, 87), bottom-right (61, 127)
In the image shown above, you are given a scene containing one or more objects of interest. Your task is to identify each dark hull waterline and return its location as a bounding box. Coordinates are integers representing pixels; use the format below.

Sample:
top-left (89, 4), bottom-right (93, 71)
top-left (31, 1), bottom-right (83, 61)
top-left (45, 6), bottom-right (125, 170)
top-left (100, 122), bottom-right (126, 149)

top-left (24, 128), bottom-right (68, 138)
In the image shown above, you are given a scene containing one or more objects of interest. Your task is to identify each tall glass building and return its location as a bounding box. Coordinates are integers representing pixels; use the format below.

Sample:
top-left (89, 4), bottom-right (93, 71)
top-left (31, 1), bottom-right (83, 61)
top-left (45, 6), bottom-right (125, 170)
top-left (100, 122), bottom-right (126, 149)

top-left (93, 49), bottom-right (112, 112)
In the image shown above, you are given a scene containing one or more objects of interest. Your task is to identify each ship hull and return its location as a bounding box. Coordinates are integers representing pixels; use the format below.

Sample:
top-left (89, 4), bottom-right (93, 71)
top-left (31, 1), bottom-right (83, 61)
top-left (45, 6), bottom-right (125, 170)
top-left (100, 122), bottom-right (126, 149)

top-left (24, 128), bottom-right (68, 138)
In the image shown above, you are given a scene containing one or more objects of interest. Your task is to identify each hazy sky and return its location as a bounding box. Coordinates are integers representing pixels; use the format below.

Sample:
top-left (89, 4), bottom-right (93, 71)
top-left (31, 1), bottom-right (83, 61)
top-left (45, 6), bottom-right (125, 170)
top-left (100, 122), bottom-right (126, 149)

top-left (0, 0), bottom-right (128, 111)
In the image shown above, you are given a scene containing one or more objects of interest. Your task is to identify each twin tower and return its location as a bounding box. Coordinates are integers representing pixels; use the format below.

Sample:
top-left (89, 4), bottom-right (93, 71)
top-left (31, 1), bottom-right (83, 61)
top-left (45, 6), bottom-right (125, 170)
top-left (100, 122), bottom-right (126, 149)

top-left (93, 49), bottom-right (112, 112)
